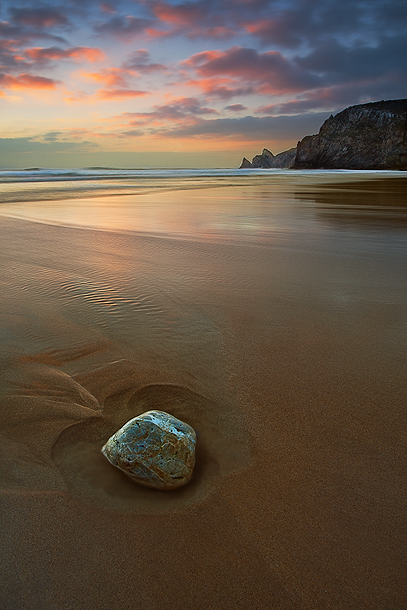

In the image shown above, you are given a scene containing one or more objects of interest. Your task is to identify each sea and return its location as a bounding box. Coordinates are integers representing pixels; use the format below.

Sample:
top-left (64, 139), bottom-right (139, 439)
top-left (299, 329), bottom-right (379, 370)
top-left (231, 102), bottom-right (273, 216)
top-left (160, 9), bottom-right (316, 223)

top-left (1, 166), bottom-right (407, 240)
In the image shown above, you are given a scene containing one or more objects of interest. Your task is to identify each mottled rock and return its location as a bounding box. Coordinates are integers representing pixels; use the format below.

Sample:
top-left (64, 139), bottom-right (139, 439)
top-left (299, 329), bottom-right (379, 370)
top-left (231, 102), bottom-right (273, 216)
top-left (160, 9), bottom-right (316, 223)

top-left (294, 99), bottom-right (407, 170)
top-left (101, 410), bottom-right (196, 490)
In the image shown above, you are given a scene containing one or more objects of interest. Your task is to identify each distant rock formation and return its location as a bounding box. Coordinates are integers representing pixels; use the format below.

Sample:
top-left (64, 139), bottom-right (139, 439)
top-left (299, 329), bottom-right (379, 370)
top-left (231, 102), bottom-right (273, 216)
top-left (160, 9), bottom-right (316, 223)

top-left (239, 157), bottom-right (253, 168)
top-left (239, 99), bottom-right (407, 170)
top-left (239, 147), bottom-right (296, 169)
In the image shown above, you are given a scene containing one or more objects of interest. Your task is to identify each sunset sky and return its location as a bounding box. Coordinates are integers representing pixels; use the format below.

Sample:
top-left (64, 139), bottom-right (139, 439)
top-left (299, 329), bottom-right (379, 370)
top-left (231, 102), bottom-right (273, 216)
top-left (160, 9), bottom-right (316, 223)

top-left (0, 0), bottom-right (406, 167)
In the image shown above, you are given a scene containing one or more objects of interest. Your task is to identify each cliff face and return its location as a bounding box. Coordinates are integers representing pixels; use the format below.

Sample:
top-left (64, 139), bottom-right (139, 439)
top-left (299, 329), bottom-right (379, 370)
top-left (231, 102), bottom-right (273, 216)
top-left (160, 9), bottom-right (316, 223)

top-left (239, 147), bottom-right (296, 169)
top-left (294, 99), bottom-right (407, 170)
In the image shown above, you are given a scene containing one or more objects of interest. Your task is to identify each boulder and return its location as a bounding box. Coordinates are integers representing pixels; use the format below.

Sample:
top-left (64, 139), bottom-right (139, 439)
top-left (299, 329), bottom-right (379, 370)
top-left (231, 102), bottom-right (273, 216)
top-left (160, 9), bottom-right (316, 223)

top-left (102, 410), bottom-right (196, 490)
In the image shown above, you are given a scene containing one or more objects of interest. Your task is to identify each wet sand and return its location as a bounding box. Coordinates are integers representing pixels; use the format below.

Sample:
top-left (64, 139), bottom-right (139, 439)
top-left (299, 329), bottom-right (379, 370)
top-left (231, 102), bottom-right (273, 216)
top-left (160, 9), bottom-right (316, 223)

top-left (1, 175), bottom-right (407, 609)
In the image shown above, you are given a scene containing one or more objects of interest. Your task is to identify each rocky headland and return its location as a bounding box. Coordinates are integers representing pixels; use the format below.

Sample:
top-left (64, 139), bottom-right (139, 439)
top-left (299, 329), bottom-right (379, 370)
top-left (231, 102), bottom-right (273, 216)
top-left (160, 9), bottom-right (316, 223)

top-left (240, 99), bottom-right (407, 170)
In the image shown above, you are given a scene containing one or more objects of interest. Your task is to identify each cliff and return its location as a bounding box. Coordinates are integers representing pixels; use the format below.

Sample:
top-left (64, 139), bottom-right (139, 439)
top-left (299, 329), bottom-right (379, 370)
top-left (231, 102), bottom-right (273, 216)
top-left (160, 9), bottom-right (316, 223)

top-left (239, 147), bottom-right (296, 169)
top-left (239, 99), bottom-right (407, 170)
top-left (294, 99), bottom-right (407, 170)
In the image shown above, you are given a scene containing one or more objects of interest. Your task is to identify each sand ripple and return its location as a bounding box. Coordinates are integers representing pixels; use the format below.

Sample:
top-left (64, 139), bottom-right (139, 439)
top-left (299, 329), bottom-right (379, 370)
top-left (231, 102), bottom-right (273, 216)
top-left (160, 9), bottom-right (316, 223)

top-left (0, 353), bottom-right (250, 513)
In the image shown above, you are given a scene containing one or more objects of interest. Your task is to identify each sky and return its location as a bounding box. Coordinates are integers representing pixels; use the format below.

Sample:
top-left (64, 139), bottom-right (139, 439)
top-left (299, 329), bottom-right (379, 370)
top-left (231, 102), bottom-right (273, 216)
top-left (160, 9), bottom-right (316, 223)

top-left (0, 0), bottom-right (406, 168)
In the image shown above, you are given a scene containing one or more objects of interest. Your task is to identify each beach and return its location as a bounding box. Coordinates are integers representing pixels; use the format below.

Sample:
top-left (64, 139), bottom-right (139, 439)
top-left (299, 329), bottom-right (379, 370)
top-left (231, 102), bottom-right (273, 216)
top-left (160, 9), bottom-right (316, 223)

top-left (1, 170), bottom-right (407, 609)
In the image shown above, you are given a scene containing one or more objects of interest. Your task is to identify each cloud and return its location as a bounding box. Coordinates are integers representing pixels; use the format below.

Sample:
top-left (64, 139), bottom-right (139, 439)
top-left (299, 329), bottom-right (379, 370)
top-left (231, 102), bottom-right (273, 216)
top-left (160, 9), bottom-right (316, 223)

top-left (244, 17), bottom-right (304, 49)
top-left (0, 136), bottom-right (95, 153)
top-left (150, 0), bottom-right (236, 39)
top-left (25, 46), bottom-right (105, 64)
top-left (116, 97), bottom-right (329, 146)
top-left (94, 15), bottom-right (153, 38)
top-left (224, 104), bottom-right (247, 112)
top-left (0, 38), bottom-right (32, 71)
top-left (123, 49), bottom-right (168, 73)
top-left (256, 77), bottom-right (407, 117)
top-left (77, 67), bottom-right (148, 100)
top-left (183, 46), bottom-right (319, 95)
top-left (184, 77), bottom-right (255, 100)
top-left (80, 67), bottom-right (135, 87)
top-left (147, 0), bottom-right (285, 40)
top-left (295, 35), bottom-right (407, 86)
top-left (9, 7), bottom-right (70, 29)
top-left (100, 3), bottom-right (117, 14)
top-left (120, 96), bottom-right (218, 132)
top-left (0, 23), bottom-right (68, 47)
top-left (151, 112), bottom-right (330, 141)
top-left (0, 72), bottom-right (59, 91)
top-left (96, 88), bottom-right (147, 100)
top-left (243, 0), bottom-right (390, 49)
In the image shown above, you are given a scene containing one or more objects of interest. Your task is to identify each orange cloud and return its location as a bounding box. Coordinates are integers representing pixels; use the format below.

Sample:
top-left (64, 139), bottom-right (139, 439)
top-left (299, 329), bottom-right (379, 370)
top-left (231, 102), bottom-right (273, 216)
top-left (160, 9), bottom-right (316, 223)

top-left (96, 88), bottom-right (147, 100)
top-left (25, 46), bottom-right (105, 63)
top-left (182, 46), bottom-right (318, 96)
top-left (183, 77), bottom-right (255, 99)
top-left (79, 68), bottom-right (135, 87)
top-left (182, 50), bottom-right (221, 66)
top-left (0, 73), bottom-right (59, 91)
top-left (153, 2), bottom-right (204, 26)
top-left (150, 2), bottom-right (235, 39)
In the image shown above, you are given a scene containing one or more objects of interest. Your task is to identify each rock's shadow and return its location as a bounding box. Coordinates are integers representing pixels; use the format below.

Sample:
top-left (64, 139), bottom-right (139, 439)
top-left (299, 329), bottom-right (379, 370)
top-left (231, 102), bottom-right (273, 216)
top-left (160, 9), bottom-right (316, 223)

top-left (52, 379), bottom-right (250, 513)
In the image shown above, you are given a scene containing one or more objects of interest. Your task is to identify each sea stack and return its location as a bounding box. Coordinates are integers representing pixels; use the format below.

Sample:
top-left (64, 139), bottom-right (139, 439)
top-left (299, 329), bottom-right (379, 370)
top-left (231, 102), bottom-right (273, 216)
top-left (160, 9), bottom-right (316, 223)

top-left (239, 147), bottom-right (297, 169)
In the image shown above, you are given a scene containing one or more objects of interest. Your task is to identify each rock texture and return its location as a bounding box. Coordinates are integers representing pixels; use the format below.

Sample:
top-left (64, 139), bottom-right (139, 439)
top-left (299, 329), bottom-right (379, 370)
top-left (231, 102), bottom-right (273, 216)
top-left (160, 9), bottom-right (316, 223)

top-left (239, 157), bottom-right (253, 168)
top-left (102, 410), bottom-right (196, 490)
top-left (239, 147), bottom-right (296, 169)
top-left (294, 99), bottom-right (407, 170)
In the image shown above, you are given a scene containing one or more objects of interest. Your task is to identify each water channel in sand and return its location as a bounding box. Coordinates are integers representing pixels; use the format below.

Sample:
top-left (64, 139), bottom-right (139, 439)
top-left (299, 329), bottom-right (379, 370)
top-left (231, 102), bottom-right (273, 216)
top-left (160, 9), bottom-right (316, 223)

top-left (0, 171), bottom-right (407, 609)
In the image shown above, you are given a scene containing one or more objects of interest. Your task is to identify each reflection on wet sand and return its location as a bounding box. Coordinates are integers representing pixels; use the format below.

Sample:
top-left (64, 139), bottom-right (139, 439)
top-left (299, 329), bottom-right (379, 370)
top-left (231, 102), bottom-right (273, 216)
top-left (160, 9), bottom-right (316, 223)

top-left (296, 176), bottom-right (407, 229)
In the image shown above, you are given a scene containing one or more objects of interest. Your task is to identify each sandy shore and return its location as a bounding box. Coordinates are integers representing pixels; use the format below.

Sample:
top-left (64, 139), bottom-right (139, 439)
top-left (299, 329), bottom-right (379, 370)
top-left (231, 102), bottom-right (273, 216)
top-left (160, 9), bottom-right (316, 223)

top-left (1, 178), bottom-right (407, 609)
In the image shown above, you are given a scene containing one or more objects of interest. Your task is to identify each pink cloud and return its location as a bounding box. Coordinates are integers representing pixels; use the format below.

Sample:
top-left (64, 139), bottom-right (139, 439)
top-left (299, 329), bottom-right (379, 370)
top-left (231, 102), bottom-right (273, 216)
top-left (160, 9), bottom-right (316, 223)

top-left (71, 68), bottom-right (148, 102)
top-left (0, 72), bottom-right (59, 90)
top-left (147, 2), bottom-right (236, 39)
top-left (96, 88), bottom-right (147, 100)
top-left (121, 97), bottom-right (218, 130)
top-left (152, 2), bottom-right (205, 26)
top-left (25, 46), bottom-right (105, 64)
top-left (184, 77), bottom-right (255, 100)
top-left (80, 68), bottom-right (135, 87)
top-left (182, 46), bottom-right (318, 95)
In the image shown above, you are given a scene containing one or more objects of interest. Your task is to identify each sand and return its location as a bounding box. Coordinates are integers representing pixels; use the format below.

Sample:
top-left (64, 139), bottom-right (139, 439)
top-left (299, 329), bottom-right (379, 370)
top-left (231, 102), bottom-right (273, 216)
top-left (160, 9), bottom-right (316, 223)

top-left (1, 175), bottom-right (407, 609)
